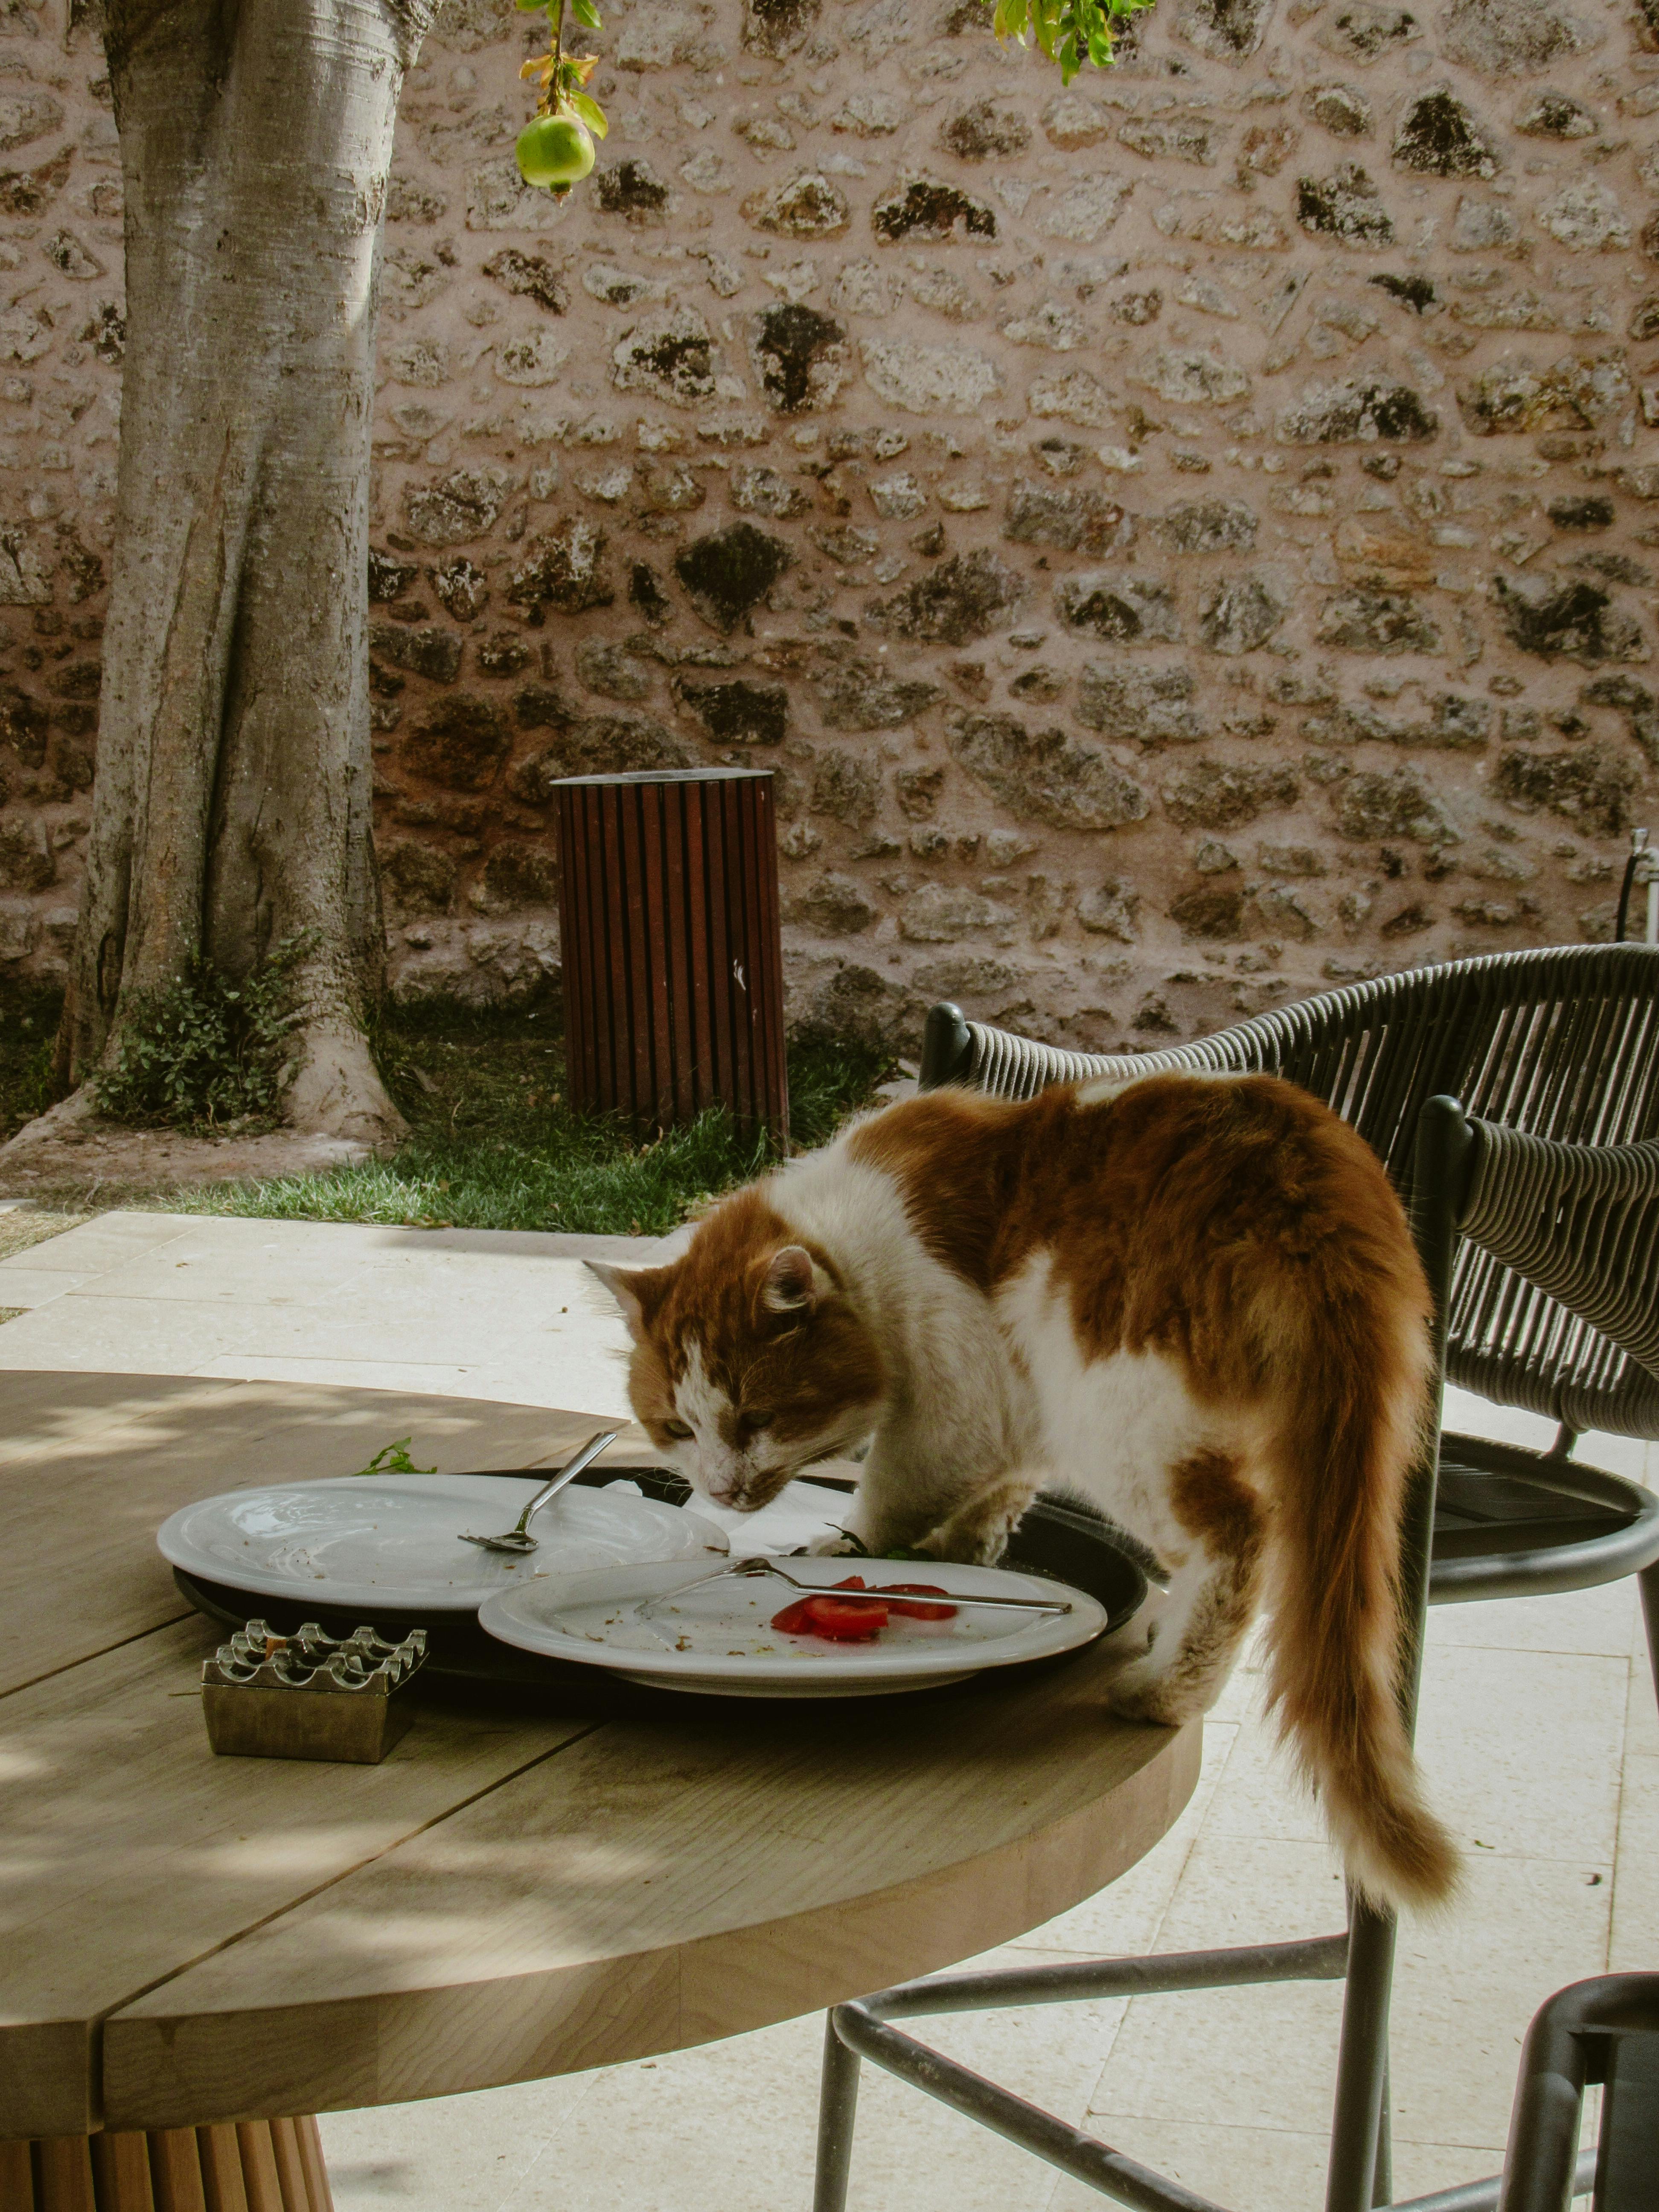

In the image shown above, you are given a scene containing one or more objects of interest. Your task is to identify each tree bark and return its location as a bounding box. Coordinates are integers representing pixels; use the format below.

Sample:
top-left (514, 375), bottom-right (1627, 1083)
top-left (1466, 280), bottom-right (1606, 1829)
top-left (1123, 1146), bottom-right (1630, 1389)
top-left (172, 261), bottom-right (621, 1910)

top-left (54, 0), bottom-right (440, 1144)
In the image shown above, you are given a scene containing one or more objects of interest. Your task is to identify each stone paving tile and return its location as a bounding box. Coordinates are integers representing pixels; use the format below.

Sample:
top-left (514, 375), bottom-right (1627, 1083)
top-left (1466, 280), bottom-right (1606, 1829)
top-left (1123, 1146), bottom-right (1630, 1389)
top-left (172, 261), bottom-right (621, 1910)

top-left (1610, 1753), bottom-right (1659, 1973)
top-left (1627, 1605), bottom-right (1659, 1761)
top-left (1389, 1851), bottom-right (1613, 2153)
top-left (0, 1265), bottom-right (97, 1307)
top-left (0, 1209), bottom-right (190, 1276)
top-left (1429, 1579), bottom-right (1638, 1660)
top-left (1415, 1644), bottom-right (1627, 1864)
top-left (319, 2075), bottom-right (596, 2212)
top-left (492, 1968), bottom-right (1133, 2212)
top-left (1047, 2118), bottom-right (1335, 2212)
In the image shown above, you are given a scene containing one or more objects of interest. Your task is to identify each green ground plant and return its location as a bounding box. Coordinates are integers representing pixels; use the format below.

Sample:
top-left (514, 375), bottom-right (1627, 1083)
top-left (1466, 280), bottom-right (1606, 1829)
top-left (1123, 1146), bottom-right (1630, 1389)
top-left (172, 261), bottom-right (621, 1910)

top-left (0, 983), bottom-right (61, 1144)
top-left (90, 935), bottom-right (314, 1132)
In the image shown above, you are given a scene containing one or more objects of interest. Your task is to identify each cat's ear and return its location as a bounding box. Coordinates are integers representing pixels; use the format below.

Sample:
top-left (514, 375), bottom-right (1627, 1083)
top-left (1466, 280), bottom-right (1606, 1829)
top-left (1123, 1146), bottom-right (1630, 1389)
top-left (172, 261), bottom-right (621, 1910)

top-left (761, 1244), bottom-right (828, 1316)
top-left (585, 1259), bottom-right (662, 1345)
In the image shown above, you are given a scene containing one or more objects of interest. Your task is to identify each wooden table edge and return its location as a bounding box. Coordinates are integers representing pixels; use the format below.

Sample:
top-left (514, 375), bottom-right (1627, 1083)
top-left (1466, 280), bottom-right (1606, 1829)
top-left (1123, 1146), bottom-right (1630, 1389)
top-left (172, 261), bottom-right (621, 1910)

top-left (98, 1721), bottom-right (1202, 2131)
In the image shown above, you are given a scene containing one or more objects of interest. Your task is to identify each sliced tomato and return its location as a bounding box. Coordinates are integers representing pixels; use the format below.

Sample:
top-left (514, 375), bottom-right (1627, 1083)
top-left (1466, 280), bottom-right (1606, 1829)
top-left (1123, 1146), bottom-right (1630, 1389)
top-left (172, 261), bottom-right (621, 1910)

top-left (770, 1592), bottom-right (889, 1640)
top-left (803, 1595), bottom-right (889, 1639)
top-left (831, 1575), bottom-right (867, 1590)
top-left (881, 1582), bottom-right (958, 1621)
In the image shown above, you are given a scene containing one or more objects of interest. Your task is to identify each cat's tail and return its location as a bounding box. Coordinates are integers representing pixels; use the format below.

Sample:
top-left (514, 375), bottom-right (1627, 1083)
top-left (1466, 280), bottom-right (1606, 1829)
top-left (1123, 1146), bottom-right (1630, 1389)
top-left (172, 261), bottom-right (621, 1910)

top-left (1255, 1161), bottom-right (1460, 1915)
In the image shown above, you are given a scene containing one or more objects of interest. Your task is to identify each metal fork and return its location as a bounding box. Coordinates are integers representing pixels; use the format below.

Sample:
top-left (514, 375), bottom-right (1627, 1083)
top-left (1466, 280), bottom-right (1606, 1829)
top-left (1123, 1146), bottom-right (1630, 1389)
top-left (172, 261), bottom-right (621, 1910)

top-left (637, 1555), bottom-right (1074, 1620)
top-left (457, 1428), bottom-right (625, 1553)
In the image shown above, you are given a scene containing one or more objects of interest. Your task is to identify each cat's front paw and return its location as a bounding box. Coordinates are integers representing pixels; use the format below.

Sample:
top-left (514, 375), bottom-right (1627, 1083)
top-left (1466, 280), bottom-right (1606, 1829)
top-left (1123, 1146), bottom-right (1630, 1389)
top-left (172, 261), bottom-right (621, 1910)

top-left (804, 1529), bottom-right (867, 1557)
top-left (1105, 1646), bottom-right (1198, 1727)
top-left (914, 1525), bottom-right (997, 1567)
top-left (915, 1473), bottom-right (1038, 1566)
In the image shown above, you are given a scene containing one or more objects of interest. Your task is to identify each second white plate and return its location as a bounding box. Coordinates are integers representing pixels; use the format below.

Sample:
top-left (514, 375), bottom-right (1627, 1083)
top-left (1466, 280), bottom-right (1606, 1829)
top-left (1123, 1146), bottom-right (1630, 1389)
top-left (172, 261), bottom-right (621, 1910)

top-left (478, 1554), bottom-right (1109, 1697)
top-left (157, 1474), bottom-right (729, 1614)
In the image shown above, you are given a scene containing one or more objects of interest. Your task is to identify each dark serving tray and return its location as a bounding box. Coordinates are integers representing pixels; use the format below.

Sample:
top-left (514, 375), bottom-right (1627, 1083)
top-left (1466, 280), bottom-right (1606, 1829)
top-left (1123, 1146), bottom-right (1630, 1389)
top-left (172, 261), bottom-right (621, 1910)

top-left (172, 1467), bottom-right (1151, 1719)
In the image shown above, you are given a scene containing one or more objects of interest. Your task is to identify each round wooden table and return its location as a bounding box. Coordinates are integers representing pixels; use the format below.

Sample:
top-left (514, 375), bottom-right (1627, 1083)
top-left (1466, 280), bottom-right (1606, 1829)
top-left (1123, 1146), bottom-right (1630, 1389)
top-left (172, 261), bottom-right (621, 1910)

top-left (0, 1373), bottom-right (1199, 2212)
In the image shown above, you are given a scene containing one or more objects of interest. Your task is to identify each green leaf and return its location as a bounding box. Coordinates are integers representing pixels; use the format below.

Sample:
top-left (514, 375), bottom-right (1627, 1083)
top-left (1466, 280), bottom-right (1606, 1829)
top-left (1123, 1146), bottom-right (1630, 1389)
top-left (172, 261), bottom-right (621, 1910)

top-left (515, 0), bottom-right (547, 11)
top-left (566, 88), bottom-right (608, 136)
top-left (348, 1438), bottom-right (438, 1478)
top-left (569, 0), bottom-right (602, 23)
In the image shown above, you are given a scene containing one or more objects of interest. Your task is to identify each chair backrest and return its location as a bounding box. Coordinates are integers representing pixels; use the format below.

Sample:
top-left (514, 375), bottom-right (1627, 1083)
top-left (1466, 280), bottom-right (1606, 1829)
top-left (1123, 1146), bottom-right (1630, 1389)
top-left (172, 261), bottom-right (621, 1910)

top-left (921, 944), bottom-right (1659, 1440)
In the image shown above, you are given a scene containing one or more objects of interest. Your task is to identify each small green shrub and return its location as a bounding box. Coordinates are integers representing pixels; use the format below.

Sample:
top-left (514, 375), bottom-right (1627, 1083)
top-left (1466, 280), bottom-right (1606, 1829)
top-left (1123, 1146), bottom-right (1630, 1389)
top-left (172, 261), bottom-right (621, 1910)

top-left (93, 937), bottom-right (313, 1131)
top-left (0, 983), bottom-right (66, 1141)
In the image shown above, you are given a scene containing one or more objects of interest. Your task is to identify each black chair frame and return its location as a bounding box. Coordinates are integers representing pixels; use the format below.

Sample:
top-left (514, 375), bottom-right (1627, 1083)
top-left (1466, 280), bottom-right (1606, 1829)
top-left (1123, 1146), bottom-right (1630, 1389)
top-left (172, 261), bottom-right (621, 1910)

top-left (1499, 1973), bottom-right (1659, 2211)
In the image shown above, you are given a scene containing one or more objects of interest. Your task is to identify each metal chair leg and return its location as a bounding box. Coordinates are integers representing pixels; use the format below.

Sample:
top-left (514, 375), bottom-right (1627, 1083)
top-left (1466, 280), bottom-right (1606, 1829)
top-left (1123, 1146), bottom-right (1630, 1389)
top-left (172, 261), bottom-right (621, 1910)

top-left (1325, 1901), bottom-right (1398, 2212)
top-left (1374, 2051), bottom-right (1392, 2209)
top-left (1639, 1560), bottom-right (1659, 1714)
top-left (814, 2010), bottom-right (862, 2212)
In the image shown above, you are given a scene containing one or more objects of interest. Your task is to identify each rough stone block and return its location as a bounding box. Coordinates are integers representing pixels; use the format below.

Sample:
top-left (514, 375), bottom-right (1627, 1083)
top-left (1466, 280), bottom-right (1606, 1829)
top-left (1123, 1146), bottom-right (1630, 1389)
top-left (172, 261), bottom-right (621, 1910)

top-left (506, 520), bottom-right (614, 613)
top-left (674, 675), bottom-right (789, 744)
top-left (1495, 744), bottom-right (1635, 836)
top-left (506, 716), bottom-right (690, 802)
top-left (1076, 661), bottom-right (1203, 743)
top-left (744, 170), bottom-right (851, 237)
top-left (1003, 479), bottom-right (1133, 556)
top-left (403, 696), bottom-right (512, 792)
top-left (1054, 572), bottom-right (1183, 644)
top-left (859, 336), bottom-right (1001, 413)
top-left (673, 521), bottom-right (791, 633)
top-left (949, 708), bottom-right (1151, 830)
top-left (867, 550), bottom-right (1025, 645)
top-left (1161, 759), bottom-right (1301, 830)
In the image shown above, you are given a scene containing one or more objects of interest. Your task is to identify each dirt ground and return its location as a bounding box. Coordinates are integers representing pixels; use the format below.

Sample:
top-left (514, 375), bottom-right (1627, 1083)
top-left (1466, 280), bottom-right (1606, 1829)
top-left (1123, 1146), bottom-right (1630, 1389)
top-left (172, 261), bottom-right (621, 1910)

top-left (0, 1120), bottom-right (376, 1210)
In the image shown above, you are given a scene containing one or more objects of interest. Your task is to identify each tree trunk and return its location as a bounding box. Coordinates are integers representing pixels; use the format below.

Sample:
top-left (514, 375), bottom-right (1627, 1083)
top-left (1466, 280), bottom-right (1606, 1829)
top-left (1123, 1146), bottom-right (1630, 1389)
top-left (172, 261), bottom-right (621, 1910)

top-left (54, 0), bottom-right (439, 1144)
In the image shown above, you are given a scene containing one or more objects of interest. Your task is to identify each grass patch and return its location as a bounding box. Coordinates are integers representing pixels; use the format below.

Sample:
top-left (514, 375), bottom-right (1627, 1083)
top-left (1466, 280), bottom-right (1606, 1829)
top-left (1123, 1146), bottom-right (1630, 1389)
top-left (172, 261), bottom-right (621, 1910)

top-left (169, 1003), bottom-right (889, 1237)
top-left (0, 1206), bottom-right (90, 1261)
top-left (0, 979), bottom-right (891, 1234)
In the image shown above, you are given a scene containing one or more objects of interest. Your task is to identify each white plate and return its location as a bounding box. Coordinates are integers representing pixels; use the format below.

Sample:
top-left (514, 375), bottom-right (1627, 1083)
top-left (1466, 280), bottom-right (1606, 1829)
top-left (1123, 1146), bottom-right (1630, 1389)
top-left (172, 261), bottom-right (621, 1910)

top-left (477, 1555), bottom-right (1109, 1698)
top-left (157, 1475), bottom-right (729, 1614)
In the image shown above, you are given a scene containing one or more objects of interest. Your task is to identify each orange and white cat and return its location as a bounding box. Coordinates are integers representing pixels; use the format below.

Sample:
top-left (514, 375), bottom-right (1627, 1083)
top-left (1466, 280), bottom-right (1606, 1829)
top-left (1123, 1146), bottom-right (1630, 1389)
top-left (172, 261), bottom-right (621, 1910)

top-left (591, 1071), bottom-right (1457, 1912)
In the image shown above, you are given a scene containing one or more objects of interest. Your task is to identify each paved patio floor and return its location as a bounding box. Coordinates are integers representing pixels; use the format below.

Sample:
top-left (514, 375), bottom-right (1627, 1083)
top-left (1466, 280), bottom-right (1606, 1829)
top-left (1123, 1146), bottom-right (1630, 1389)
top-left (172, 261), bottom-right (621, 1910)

top-left (1, 1206), bottom-right (1652, 2212)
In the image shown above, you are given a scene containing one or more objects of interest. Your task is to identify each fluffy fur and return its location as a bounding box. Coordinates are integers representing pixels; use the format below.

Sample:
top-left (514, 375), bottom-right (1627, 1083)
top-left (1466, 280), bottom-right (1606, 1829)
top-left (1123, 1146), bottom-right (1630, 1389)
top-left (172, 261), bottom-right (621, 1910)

top-left (590, 1073), bottom-right (1458, 1913)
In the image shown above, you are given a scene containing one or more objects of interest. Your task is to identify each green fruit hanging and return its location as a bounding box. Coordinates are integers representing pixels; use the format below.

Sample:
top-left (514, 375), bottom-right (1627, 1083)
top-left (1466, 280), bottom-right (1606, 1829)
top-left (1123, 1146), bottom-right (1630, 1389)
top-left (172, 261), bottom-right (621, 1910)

top-left (516, 0), bottom-right (607, 198)
top-left (516, 111), bottom-right (595, 188)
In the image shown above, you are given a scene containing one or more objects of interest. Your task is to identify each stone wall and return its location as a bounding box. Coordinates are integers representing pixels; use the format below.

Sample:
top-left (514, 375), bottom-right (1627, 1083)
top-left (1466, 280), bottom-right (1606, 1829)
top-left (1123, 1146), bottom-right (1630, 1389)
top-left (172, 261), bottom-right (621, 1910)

top-left (3, 0), bottom-right (1659, 1054)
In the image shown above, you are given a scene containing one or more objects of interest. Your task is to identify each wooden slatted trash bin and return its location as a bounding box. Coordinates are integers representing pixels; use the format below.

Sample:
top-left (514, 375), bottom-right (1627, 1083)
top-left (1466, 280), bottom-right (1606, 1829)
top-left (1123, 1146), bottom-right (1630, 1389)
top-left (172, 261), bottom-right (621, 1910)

top-left (552, 768), bottom-right (789, 1141)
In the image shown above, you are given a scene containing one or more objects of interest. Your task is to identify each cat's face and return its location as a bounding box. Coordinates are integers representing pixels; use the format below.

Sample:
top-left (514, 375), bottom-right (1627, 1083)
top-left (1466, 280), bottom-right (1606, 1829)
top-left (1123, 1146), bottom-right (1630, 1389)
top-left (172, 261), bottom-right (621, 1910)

top-left (588, 1191), bottom-right (888, 1513)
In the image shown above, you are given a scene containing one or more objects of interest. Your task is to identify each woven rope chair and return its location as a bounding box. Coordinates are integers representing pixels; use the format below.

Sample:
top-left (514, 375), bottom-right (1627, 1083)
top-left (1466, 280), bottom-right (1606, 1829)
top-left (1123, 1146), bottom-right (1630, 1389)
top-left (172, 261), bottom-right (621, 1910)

top-left (921, 943), bottom-right (1659, 1534)
top-left (813, 945), bottom-right (1659, 2212)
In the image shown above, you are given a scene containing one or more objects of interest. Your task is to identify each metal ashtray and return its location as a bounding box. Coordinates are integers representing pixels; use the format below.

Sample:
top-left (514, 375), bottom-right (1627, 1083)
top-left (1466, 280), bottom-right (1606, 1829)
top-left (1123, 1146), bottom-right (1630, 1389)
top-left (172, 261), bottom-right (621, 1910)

top-left (202, 1619), bottom-right (428, 1764)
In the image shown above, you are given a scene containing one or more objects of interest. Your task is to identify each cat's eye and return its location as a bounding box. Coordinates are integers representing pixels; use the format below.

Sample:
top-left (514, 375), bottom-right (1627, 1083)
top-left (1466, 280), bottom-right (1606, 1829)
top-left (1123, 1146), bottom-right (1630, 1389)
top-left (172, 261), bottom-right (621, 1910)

top-left (663, 1419), bottom-right (693, 1439)
top-left (743, 1412), bottom-right (775, 1433)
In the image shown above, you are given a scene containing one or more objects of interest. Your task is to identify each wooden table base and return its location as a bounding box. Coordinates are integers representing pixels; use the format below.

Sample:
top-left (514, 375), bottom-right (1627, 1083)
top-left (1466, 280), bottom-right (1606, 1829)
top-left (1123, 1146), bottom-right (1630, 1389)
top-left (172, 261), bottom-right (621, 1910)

top-left (0, 2119), bottom-right (332, 2212)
